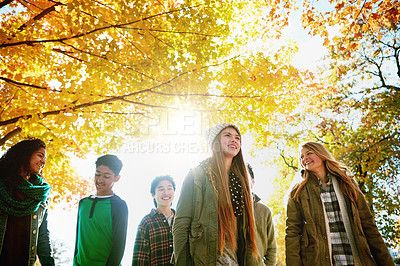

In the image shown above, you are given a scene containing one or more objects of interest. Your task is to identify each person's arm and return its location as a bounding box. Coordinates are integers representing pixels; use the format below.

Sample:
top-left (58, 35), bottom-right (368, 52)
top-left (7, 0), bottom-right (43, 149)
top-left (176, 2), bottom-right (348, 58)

top-left (263, 206), bottom-right (277, 266)
top-left (132, 219), bottom-right (150, 266)
top-left (172, 170), bottom-right (195, 266)
top-left (107, 196), bottom-right (129, 266)
top-left (37, 208), bottom-right (55, 266)
top-left (356, 189), bottom-right (394, 266)
top-left (285, 195), bottom-right (303, 266)
top-left (74, 199), bottom-right (83, 260)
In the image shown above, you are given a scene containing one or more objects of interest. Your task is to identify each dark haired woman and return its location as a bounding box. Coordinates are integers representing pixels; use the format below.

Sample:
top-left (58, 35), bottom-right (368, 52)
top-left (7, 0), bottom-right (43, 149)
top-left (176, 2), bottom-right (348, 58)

top-left (0, 139), bottom-right (55, 265)
top-left (286, 141), bottom-right (393, 266)
top-left (173, 123), bottom-right (260, 265)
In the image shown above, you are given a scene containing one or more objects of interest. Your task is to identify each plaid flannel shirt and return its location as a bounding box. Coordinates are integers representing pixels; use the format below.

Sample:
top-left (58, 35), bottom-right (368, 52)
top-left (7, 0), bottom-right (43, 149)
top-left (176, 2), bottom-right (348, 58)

top-left (320, 177), bottom-right (354, 266)
top-left (132, 209), bottom-right (174, 266)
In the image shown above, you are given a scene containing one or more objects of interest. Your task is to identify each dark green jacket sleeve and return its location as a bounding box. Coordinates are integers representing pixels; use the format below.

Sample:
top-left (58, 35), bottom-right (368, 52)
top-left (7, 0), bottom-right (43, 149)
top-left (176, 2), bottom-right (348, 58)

top-left (107, 196), bottom-right (129, 266)
top-left (74, 199), bottom-right (83, 259)
top-left (37, 209), bottom-right (55, 266)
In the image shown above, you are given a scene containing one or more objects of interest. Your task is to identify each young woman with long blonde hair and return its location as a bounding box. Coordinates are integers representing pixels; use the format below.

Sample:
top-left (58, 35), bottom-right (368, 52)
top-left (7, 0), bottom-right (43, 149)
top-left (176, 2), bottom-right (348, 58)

top-left (286, 141), bottom-right (393, 266)
top-left (173, 123), bottom-right (259, 265)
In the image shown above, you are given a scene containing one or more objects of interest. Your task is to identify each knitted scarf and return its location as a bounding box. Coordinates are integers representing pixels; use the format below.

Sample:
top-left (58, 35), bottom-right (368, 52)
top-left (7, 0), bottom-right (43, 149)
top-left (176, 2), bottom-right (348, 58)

top-left (0, 175), bottom-right (51, 217)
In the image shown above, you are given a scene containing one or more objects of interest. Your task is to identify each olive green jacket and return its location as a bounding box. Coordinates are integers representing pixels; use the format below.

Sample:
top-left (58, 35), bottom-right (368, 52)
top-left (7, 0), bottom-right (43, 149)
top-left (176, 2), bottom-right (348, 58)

top-left (285, 172), bottom-right (394, 266)
top-left (172, 160), bottom-right (264, 265)
top-left (253, 194), bottom-right (277, 265)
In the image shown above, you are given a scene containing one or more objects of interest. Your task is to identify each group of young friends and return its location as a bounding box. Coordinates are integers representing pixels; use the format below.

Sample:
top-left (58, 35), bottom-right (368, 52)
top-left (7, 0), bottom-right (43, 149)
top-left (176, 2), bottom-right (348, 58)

top-left (0, 123), bottom-right (394, 266)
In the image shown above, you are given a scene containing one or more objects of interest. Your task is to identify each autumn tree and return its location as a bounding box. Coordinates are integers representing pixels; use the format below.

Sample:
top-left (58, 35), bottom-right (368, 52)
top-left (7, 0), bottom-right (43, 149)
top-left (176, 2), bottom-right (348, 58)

top-left (304, 0), bottom-right (400, 246)
top-left (251, 0), bottom-right (400, 249)
top-left (0, 0), bottom-right (320, 204)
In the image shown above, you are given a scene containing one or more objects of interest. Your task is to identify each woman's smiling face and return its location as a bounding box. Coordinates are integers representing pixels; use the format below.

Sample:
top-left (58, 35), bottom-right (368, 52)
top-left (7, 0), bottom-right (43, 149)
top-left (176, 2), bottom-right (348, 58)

top-left (219, 127), bottom-right (241, 159)
top-left (300, 147), bottom-right (324, 173)
top-left (28, 148), bottom-right (47, 175)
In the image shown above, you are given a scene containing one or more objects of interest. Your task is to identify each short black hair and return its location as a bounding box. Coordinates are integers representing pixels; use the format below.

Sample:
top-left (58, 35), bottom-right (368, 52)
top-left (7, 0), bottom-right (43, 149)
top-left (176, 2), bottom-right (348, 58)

top-left (150, 175), bottom-right (176, 207)
top-left (95, 154), bottom-right (123, 175)
top-left (247, 163), bottom-right (254, 180)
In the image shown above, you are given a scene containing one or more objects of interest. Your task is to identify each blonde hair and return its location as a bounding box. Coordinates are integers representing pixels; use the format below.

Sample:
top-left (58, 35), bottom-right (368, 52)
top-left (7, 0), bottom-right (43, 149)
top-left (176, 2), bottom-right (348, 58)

top-left (210, 127), bottom-right (258, 256)
top-left (294, 141), bottom-right (358, 202)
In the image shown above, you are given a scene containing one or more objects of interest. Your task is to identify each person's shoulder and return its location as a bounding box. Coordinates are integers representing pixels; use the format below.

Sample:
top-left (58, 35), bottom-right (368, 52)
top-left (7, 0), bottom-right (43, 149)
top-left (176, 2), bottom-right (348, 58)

top-left (254, 200), bottom-right (272, 216)
top-left (139, 210), bottom-right (159, 226)
top-left (110, 194), bottom-right (128, 214)
top-left (194, 158), bottom-right (213, 178)
top-left (111, 194), bottom-right (127, 204)
top-left (183, 158), bottom-right (209, 183)
top-left (78, 196), bottom-right (92, 204)
top-left (190, 158), bottom-right (208, 173)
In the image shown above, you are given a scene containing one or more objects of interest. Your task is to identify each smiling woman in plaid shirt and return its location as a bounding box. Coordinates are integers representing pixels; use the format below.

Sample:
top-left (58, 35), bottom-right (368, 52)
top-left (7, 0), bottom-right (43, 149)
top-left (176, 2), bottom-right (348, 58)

top-left (286, 142), bottom-right (394, 266)
top-left (132, 175), bottom-right (176, 266)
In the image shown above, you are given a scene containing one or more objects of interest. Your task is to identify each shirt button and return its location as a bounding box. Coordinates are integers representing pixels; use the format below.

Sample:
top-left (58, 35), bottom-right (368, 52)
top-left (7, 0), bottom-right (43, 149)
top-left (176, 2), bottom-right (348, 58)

top-left (170, 245), bottom-right (172, 247)
top-left (33, 215), bottom-right (37, 219)
top-left (323, 236), bottom-right (327, 240)
top-left (32, 246), bottom-right (35, 250)
top-left (33, 230), bottom-right (37, 234)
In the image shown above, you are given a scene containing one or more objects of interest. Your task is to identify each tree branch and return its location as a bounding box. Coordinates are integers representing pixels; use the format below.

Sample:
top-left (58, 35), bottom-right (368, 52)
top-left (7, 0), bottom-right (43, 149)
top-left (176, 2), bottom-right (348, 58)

top-left (18, 2), bottom-right (63, 31)
top-left (0, 76), bottom-right (54, 90)
top-left (395, 46), bottom-right (400, 78)
top-left (0, 56), bottom-right (234, 126)
top-left (280, 152), bottom-right (298, 171)
top-left (0, 0), bottom-right (13, 9)
top-left (1, 52), bottom-right (309, 128)
top-left (121, 27), bottom-right (221, 37)
top-left (55, 41), bottom-right (161, 83)
top-left (363, 51), bottom-right (387, 88)
top-left (0, 4), bottom-right (203, 48)
top-left (52, 47), bottom-right (86, 63)
top-left (0, 127), bottom-right (22, 146)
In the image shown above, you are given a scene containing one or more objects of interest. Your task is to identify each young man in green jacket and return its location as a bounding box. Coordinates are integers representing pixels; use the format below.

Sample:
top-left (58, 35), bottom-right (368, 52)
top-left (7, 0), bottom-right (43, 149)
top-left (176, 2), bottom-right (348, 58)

top-left (74, 155), bottom-right (128, 266)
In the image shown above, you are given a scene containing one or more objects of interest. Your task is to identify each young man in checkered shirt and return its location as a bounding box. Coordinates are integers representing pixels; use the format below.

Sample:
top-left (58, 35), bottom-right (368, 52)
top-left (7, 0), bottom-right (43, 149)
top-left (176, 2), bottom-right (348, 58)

top-left (132, 175), bottom-right (176, 266)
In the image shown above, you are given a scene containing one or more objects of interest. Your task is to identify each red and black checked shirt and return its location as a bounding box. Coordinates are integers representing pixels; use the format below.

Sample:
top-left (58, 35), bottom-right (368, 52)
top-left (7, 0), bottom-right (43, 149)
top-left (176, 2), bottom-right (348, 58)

top-left (132, 209), bottom-right (174, 265)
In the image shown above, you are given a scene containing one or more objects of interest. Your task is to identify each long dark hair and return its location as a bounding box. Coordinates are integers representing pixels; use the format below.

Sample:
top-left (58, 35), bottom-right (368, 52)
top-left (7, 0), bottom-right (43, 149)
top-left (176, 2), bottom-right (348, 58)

top-left (0, 138), bottom-right (46, 188)
top-left (209, 127), bottom-right (258, 256)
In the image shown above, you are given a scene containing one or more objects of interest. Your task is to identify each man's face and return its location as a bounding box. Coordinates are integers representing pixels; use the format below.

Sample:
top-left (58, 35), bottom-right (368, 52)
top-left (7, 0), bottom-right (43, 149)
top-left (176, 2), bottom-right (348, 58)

top-left (94, 165), bottom-right (120, 196)
top-left (153, 180), bottom-right (175, 208)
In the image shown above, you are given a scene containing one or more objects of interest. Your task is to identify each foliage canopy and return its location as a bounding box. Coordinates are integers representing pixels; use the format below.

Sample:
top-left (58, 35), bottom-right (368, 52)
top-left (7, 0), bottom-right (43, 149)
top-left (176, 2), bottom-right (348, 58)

top-left (0, 0), bottom-right (318, 204)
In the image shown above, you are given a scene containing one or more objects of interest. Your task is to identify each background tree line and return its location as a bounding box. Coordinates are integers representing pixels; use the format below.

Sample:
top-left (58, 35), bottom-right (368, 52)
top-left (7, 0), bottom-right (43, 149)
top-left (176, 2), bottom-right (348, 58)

top-left (1, 0), bottom-right (399, 264)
